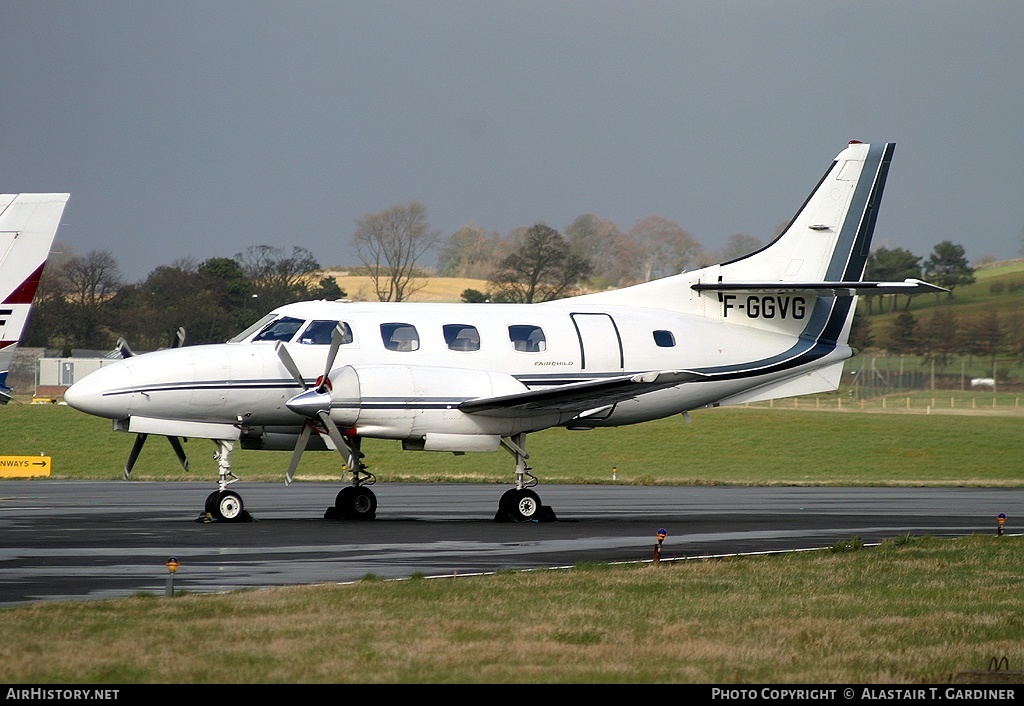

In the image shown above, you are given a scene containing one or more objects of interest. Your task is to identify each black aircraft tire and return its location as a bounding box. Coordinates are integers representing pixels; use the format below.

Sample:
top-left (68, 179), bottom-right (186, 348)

top-left (204, 491), bottom-right (220, 515)
top-left (336, 486), bottom-right (377, 520)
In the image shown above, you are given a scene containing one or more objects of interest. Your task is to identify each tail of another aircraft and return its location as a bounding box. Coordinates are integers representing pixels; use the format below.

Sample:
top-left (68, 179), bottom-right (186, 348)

top-left (0, 193), bottom-right (70, 403)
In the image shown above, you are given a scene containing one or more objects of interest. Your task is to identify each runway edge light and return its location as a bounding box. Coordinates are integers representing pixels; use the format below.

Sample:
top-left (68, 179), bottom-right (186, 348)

top-left (653, 528), bottom-right (667, 562)
top-left (166, 557), bottom-right (179, 597)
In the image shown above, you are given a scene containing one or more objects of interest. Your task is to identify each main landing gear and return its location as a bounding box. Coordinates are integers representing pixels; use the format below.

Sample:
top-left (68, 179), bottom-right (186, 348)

top-left (494, 433), bottom-right (556, 523)
top-left (324, 434), bottom-right (377, 520)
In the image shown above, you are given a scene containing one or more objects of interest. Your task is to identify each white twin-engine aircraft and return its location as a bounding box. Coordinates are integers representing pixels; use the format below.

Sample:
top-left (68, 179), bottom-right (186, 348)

top-left (65, 142), bottom-right (942, 522)
top-left (0, 194), bottom-right (70, 404)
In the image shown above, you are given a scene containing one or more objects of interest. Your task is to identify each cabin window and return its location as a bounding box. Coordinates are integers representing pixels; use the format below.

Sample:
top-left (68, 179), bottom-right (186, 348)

top-left (508, 325), bottom-right (546, 353)
top-left (252, 316), bottom-right (305, 342)
top-left (653, 330), bottom-right (676, 347)
top-left (298, 320), bottom-right (353, 345)
top-left (381, 323), bottom-right (420, 351)
top-left (444, 324), bottom-right (480, 351)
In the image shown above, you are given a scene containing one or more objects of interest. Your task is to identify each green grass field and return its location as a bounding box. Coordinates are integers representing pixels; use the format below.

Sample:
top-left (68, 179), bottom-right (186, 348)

top-left (4, 369), bottom-right (1024, 683)
top-left (0, 535), bottom-right (1021, 683)
top-left (3, 402), bottom-right (1023, 486)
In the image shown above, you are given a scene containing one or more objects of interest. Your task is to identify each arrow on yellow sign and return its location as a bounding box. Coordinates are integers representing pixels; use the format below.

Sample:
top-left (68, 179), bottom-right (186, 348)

top-left (0, 456), bottom-right (52, 477)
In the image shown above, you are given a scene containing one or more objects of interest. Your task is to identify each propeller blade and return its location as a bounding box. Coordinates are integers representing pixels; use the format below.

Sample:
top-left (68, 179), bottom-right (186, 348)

top-left (116, 338), bottom-right (135, 359)
top-left (275, 341), bottom-right (308, 389)
top-left (166, 436), bottom-right (190, 472)
top-left (285, 423), bottom-right (313, 485)
top-left (316, 410), bottom-right (356, 470)
top-left (124, 433), bottom-right (147, 479)
top-left (315, 324), bottom-right (347, 393)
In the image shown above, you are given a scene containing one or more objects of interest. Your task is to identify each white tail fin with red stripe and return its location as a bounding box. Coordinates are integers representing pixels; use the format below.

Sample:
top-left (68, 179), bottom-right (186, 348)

top-left (0, 193), bottom-right (70, 403)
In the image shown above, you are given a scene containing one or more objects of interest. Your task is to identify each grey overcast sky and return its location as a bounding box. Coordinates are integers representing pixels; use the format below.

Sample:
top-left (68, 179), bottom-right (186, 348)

top-left (5, 1), bottom-right (1023, 282)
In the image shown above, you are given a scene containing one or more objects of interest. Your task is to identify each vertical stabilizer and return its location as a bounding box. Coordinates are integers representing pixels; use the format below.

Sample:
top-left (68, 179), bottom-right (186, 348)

top-left (718, 141), bottom-right (894, 284)
top-left (568, 143), bottom-right (895, 319)
top-left (0, 193), bottom-right (70, 403)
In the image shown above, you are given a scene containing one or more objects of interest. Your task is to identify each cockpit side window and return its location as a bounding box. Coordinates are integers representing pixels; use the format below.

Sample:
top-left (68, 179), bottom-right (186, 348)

top-left (508, 325), bottom-right (546, 352)
top-left (381, 323), bottom-right (420, 351)
top-left (298, 320), bottom-right (353, 345)
top-left (252, 316), bottom-right (305, 342)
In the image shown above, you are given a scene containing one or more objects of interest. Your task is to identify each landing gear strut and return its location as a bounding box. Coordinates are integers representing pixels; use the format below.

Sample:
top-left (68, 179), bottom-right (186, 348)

top-left (325, 433), bottom-right (377, 520)
top-left (495, 433), bottom-right (556, 522)
top-left (200, 439), bottom-right (250, 522)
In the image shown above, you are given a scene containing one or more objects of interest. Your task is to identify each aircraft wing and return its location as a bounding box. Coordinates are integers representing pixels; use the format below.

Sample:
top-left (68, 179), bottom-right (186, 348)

top-left (691, 278), bottom-right (947, 295)
top-left (459, 369), bottom-right (707, 417)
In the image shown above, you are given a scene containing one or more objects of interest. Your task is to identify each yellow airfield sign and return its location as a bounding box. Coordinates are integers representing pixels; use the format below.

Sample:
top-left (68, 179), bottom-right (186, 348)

top-left (0, 456), bottom-right (52, 477)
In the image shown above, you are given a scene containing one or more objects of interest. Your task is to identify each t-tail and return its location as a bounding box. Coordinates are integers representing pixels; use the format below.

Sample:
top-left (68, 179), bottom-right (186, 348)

top-left (0, 194), bottom-right (70, 404)
top-left (691, 142), bottom-right (943, 341)
top-left (576, 141), bottom-right (942, 334)
top-left (570, 141), bottom-right (943, 404)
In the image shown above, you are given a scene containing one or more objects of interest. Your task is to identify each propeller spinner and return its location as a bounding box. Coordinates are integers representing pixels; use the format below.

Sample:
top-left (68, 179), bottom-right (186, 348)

top-left (276, 324), bottom-right (354, 484)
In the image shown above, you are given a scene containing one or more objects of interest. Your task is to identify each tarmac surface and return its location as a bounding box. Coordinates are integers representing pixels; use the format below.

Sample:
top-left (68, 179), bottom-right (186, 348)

top-left (0, 480), bottom-right (1018, 606)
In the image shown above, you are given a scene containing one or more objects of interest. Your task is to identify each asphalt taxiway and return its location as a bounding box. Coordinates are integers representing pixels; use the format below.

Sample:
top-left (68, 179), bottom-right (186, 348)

top-left (0, 481), bottom-right (1018, 605)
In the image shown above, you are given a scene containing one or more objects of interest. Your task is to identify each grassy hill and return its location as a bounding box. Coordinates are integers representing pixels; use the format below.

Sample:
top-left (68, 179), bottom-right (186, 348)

top-left (864, 258), bottom-right (1024, 327)
top-left (844, 259), bottom-right (1024, 389)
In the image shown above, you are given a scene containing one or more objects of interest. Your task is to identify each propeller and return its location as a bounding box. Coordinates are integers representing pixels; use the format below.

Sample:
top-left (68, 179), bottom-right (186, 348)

top-left (276, 324), bottom-right (349, 484)
top-left (117, 326), bottom-right (184, 359)
top-left (120, 327), bottom-right (190, 478)
top-left (116, 338), bottom-right (135, 359)
top-left (124, 433), bottom-right (190, 479)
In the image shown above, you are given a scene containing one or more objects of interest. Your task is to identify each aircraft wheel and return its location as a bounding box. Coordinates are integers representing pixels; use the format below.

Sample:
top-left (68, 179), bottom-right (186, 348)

top-left (213, 490), bottom-right (244, 522)
top-left (204, 491), bottom-right (219, 515)
top-left (508, 488), bottom-right (541, 522)
top-left (336, 486), bottom-right (377, 520)
top-left (498, 488), bottom-right (517, 513)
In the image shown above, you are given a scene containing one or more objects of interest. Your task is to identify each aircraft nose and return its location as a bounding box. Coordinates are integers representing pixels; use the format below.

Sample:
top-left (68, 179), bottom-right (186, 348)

top-left (64, 361), bottom-right (133, 419)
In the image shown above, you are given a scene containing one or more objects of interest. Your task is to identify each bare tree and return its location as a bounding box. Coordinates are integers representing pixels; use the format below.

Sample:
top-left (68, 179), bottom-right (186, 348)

top-left (717, 233), bottom-right (763, 262)
top-left (436, 222), bottom-right (500, 279)
top-left (628, 216), bottom-right (703, 281)
top-left (29, 249), bottom-right (124, 352)
top-left (565, 214), bottom-right (637, 287)
top-left (352, 202), bottom-right (441, 302)
top-left (489, 223), bottom-right (591, 303)
top-left (236, 245), bottom-right (321, 311)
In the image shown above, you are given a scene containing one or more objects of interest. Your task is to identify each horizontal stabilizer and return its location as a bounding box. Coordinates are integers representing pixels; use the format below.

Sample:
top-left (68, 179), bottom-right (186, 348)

top-left (692, 278), bottom-right (946, 296)
top-left (459, 369), bottom-right (707, 416)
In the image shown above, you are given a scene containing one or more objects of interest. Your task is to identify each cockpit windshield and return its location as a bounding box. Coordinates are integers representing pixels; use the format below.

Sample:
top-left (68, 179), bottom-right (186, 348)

top-left (228, 314), bottom-right (277, 343)
top-left (251, 316), bottom-right (306, 342)
top-left (229, 316), bottom-right (355, 345)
